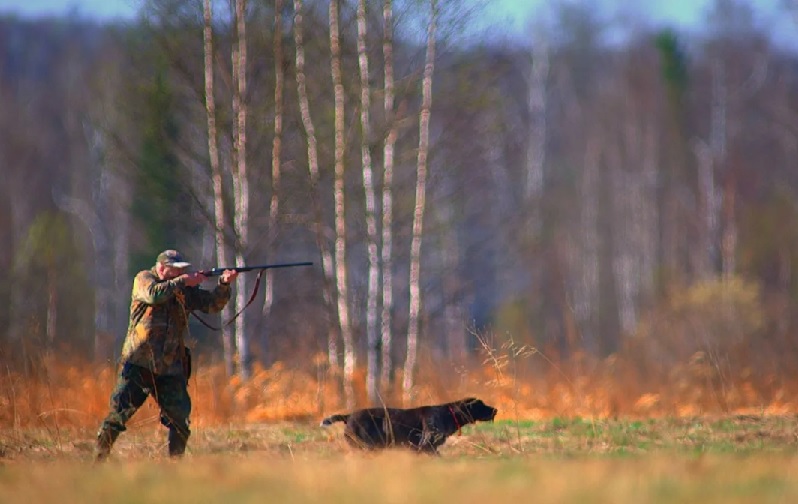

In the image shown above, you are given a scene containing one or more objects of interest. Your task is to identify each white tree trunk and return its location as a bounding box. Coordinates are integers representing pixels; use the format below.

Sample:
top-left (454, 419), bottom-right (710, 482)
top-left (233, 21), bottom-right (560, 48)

top-left (692, 59), bottom-right (726, 281)
top-left (573, 133), bottom-right (600, 352)
top-left (261, 0), bottom-right (285, 364)
top-left (608, 141), bottom-right (637, 335)
top-left (358, 0), bottom-right (380, 403)
top-left (722, 175), bottom-right (737, 280)
top-left (710, 59), bottom-right (726, 278)
top-left (526, 29), bottom-right (549, 222)
top-left (293, 0), bottom-right (339, 371)
top-left (403, 0), bottom-right (437, 405)
top-left (232, 0), bottom-right (251, 380)
top-left (380, 0), bottom-right (396, 393)
top-left (693, 138), bottom-right (716, 280)
top-left (329, 0), bottom-right (355, 408)
top-left (612, 92), bottom-right (658, 336)
top-left (204, 0), bottom-right (235, 377)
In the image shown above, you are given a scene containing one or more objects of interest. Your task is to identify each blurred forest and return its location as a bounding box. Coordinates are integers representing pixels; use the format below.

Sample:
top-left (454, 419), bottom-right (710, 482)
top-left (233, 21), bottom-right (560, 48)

top-left (2, 0), bottom-right (798, 414)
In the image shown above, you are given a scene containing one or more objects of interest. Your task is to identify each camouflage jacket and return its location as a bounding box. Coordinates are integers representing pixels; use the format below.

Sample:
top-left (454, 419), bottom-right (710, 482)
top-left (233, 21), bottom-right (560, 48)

top-left (120, 267), bottom-right (232, 376)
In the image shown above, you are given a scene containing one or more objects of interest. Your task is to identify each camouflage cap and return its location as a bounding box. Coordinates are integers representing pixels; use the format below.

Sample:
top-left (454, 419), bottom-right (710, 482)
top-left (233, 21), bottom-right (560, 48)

top-left (157, 249), bottom-right (191, 269)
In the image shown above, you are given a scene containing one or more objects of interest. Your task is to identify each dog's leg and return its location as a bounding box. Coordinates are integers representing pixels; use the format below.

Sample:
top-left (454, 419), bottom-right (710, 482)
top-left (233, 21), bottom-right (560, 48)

top-left (418, 419), bottom-right (442, 454)
top-left (418, 438), bottom-right (440, 455)
top-left (382, 415), bottom-right (394, 447)
top-left (345, 429), bottom-right (374, 450)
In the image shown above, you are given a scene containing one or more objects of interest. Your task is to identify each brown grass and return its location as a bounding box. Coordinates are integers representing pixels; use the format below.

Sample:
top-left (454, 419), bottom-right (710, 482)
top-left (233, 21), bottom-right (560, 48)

top-left (2, 452), bottom-right (797, 504)
top-left (2, 421), bottom-right (798, 504)
top-left (2, 336), bottom-right (797, 503)
top-left (1, 342), bottom-right (796, 432)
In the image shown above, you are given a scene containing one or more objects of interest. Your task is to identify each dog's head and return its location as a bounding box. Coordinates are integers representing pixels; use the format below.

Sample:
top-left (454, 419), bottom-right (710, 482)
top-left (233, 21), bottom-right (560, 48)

top-left (456, 397), bottom-right (498, 424)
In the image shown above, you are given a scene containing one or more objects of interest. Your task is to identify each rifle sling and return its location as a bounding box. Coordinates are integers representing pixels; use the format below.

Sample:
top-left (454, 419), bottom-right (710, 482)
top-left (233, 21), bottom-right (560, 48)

top-left (190, 268), bottom-right (265, 331)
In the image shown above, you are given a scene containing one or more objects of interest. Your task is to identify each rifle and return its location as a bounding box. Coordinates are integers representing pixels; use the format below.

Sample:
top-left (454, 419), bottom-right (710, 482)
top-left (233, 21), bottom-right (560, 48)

top-left (199, 261), bottom-right (314, 277)
top-left (191, 261), bottom-right (313, 330)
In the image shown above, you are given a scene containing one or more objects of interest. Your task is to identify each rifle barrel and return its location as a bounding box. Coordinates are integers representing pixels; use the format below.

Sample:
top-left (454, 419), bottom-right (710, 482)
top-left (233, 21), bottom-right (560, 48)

top-left (201, 261), bottom-right (313, 276)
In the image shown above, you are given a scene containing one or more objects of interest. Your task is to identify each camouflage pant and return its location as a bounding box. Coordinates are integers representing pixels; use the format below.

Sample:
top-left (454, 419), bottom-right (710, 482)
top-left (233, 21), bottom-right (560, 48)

top-left (97, 362), bottom-right (191, 456)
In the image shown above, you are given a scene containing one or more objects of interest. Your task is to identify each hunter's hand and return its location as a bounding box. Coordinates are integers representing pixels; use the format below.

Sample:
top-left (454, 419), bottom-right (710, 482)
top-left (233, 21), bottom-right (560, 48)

top-left (220, 269), bottom-right (239, 284)
top-left (180, 272), bottom-right (206, 287)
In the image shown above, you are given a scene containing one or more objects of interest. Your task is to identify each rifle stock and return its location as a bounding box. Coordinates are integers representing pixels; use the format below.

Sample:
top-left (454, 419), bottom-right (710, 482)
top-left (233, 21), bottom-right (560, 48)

top-left (200, 261), bottom-right (313, 277)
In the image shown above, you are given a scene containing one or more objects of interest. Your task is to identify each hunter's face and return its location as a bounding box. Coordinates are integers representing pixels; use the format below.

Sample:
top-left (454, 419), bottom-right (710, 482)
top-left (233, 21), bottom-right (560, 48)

top-left (157, 262), bottom-right (187, 280)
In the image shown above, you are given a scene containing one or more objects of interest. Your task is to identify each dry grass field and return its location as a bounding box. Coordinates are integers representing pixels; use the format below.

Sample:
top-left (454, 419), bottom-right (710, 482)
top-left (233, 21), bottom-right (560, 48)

top-left (2, 417), bottom-right (798, 503)
top-left (2, 351), bottom-right (798, 503)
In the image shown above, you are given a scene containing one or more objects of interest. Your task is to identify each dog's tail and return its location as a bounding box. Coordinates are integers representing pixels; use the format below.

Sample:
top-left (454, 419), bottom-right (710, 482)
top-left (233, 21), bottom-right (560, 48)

top-left (320, 414), bottom-right (349, 426)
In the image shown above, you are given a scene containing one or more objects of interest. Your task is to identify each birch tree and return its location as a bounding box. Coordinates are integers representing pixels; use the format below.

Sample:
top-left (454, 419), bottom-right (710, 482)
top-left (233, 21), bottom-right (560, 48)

top-left (403, 0), bottom-right (437, 404)
top-left (611, 46), bottom-right (660, 335)
top-left (261, 0), bottom-right (285, 363)
top-left (357, 0), bottom-right (381, 403)
top-left (703, 0), bottom-right (767, 281)
top-left (573, 133), bottom-right (601, 352)
top-left (231, 0), bottom-right (251, 379)
top-left (526, 26), bottom-right (549, 232)
top-left (380, 0), bottom-right (396, 392)
top-left (691, 59), bottom-right (725, 281)
top-left (293, 0), bottom-right (340, 372)
top-left (203, 0), bottom-right (235, 377)
top-left (329, 0), bottom-right (355, 408)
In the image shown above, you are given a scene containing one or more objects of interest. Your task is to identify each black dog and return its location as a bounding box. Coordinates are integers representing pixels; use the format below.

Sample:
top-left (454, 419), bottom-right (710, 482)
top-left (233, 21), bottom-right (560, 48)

top-left (320, 397), bottom-right (497, 454)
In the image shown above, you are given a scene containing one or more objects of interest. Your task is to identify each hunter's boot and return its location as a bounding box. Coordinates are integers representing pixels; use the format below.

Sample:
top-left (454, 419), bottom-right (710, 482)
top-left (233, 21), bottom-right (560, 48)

top-left (167, 426), bottom-right (189, 458)
top-left (95, 426), bottom-right (119, 462)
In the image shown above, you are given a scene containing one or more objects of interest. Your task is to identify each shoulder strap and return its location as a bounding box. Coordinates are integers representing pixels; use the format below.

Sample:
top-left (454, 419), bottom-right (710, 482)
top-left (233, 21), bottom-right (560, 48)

top-left (190, 269), bottom-right (266, 331)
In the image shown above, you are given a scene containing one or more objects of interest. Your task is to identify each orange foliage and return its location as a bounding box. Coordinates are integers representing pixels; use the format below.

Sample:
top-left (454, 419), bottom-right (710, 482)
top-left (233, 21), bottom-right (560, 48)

top-left (2, 347), bottom-right (798, 432)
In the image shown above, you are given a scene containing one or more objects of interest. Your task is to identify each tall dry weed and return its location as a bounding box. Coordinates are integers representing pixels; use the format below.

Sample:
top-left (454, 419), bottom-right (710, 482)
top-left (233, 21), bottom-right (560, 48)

top-left (1, 335), bottom-right (797, 432)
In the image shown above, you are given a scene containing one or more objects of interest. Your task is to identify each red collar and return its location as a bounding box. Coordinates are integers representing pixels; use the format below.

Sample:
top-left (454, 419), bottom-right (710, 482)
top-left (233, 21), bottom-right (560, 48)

top-left (448, 406), bottom-right (462, 436)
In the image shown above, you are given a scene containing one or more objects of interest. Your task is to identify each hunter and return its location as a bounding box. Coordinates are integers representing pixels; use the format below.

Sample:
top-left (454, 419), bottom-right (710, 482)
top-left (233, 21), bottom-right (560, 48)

top-left (95, 249), bottom-right (238, 461)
